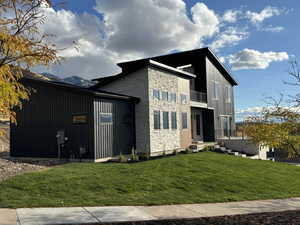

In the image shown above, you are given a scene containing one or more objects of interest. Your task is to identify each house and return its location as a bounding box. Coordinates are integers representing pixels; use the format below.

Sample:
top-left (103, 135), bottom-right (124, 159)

top-left (11, 47), bottom-right (238, 161)
top-left (92, 47), bottom-right (238, 156)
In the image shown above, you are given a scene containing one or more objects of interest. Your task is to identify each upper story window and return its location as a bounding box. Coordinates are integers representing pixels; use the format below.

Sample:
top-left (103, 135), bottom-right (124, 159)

top-left (153, 89), bottom-right (160, 100)
top-left (225, 85), bottom-right (231, 103)
top-left (170, 93), bottom-right (177, 103)
top-left (162, 91), bottom-right (169, 101)
top-left (212, 81), bottom-right (219, 100)
top-left (180, 94), bottom-right (188, 104)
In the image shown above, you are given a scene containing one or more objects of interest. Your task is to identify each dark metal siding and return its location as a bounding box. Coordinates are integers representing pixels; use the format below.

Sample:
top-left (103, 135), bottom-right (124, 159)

top-left (94, 99), bottom-right (135, 159)
top-left (11, 80), bottom-right (95, 159)
top-left (205, 57), bottom-right (236, 137)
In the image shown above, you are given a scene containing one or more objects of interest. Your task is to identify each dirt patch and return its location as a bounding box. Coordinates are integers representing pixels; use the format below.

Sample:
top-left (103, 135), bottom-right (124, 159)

top-left (70, 210), bottom-right (300, 225)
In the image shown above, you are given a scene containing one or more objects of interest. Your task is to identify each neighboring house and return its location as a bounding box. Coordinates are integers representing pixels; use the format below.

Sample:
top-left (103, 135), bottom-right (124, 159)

top-left (92, 48), bottom-right (238, 156)
top-left (11, 47), bottom-right (238, 160)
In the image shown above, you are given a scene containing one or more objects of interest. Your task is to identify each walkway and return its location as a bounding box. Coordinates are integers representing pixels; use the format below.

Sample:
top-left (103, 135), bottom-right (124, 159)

top-left (1, 197), bottom-right (300, 225)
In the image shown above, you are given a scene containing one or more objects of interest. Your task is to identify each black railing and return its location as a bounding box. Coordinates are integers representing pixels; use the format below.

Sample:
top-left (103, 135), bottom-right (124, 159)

top-left (190, 90), bottom-right (207, 103)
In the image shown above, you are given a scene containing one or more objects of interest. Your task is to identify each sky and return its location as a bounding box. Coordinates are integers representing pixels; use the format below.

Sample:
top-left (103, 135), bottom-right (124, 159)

top-left (39, 0), bottom-right (300, 121)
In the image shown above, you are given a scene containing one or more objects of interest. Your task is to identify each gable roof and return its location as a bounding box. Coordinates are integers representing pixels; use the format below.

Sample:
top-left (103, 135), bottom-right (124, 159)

top-left (92, 47), bottom-right (238, 88)
top-left (92, 59), bottom-right (196, 87)
top-left (118, 48), bottom-right (238, 86)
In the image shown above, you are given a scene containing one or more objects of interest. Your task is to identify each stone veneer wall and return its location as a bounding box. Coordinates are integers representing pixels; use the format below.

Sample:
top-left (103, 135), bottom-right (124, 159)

top-left (99, 68), bottom-right (150, 153)
top-left (148, 67), bottom-right (191, 154)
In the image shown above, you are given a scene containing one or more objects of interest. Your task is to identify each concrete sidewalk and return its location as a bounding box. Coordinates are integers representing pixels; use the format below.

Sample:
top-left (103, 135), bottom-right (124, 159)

top-left (1, 197), bottom-right (300, 225)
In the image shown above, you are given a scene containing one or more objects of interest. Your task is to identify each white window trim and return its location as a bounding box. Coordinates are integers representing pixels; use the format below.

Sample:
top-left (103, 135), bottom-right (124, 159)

top-left (212, 81), bottom-right (219, 100)
top-left (225, 85), bottom-right (231, 103)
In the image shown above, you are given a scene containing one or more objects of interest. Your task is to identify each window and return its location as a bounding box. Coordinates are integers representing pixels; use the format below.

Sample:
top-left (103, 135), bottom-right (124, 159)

top-left (73, 114), bottom-right (87, 124)
top-left (182, 112), bottom-right (188, 129)
top-left (154, 111), bottom-right (160, 129)
top-left (162, 91), bottom-right (169, 101)
top-left (163, 112), bottom-right (169, 129)
top-left (225, 85), bottom-right (231, 103)
top-left (153, 89), bottom-right (160, 100)
top-left (100, 113), bottom-right (113, 124)
top-left (171, 112), bottom-right (177, 129)
top-left (170, 93), bottom-right (177, 103)
top-left (212, 81), bottom-right (219, 100)
top-left (180, 94), bottom-right (188, 104)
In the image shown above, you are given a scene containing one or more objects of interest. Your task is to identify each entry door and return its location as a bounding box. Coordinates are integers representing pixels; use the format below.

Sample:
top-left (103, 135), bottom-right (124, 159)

top-left (192, 110), bottom-right (203, 142)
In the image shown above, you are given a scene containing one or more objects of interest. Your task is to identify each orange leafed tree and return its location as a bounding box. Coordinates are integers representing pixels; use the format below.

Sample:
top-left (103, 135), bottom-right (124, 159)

top-left (0, 0), bottom-right (59, 134)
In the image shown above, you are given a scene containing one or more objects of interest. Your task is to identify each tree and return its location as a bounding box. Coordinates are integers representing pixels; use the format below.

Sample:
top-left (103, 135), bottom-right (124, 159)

top-left (244, 62), bottom-right (300, 158)
top-left (0, 0), bottom-right (59, 135)
top-left (244, 106), bottom-right (300, 158)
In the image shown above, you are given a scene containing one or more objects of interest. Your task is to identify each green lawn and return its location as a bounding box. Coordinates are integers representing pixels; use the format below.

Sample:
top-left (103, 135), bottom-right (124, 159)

top-left (1, 152), bottom-right (300, 208)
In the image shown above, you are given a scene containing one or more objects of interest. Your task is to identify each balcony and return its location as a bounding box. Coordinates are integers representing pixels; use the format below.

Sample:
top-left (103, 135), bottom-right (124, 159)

top-left (190, 90), bottom-right (207, 103)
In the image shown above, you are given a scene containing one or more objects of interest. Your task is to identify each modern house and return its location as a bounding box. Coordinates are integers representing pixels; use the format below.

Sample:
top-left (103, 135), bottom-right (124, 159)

top-left (11, 48), bottom-right (238, 161)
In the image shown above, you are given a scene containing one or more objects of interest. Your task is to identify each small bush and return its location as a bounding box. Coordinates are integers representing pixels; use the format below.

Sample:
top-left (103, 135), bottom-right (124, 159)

top-left (119, 153), bottom-right (127, 163)
top-left (184, 148), bottom-right (193, 154)
top-left (139, 152), bottom-right (150, 161)
top-left (203, 146), bottom-right (214, 152)
top-left (130, 148), bottom-right (139, 162)
top-left (173, 149), bottom-right (178, 155)
top-left (162, 149), bottom-right (166, 157)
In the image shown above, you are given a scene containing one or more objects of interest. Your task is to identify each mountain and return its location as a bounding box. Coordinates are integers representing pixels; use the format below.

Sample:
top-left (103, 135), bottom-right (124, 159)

top-left (41, 73), bottom-right (95, 87)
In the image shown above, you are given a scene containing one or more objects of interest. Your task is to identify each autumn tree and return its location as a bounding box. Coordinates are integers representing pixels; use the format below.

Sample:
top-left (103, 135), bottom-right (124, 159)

top-left (244, 105), bottom-right (300, 158)
top-left (244, 61), bottom-right (300, 158)
top-left (0, 0), bottom-right (59, 134)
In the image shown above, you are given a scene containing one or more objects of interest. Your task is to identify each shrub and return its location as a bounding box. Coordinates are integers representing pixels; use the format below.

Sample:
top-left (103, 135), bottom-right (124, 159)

top-left (173, 149), bottom-right (178, 155)
top-left (119, 153), bottom-right (127, 163)
top-left (184, 148), bottom-right (193, 154)
top-left (130, 148), bottom-right (139, 162)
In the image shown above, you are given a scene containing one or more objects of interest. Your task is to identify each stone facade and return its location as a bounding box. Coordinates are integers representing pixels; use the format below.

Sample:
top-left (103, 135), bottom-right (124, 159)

top-left (148, 67), bottom-right (191, 154)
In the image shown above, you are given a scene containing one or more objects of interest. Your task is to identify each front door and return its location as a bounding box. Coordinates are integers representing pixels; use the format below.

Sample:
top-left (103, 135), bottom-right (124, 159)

top-left (192, 110), bottom-right (203, 142)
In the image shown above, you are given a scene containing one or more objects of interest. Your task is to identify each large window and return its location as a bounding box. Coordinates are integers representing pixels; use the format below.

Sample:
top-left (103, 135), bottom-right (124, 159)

top-left (225, 85), bottom-right (231, 103)
top-left (171, 112), bottom-right (177, 129)
top-left (153, 89), bottom-right (160, 100)
top-left (212, 81), bottom-right (219, 100)
top-left (170, 93), bottom-right (176, 103)
top-left (154, 111), bottom-right (160, 129)
top-left (163, 111), bottom-right (169, 129)
top-left (162, 91), bottom-right (169, 101)
top-left (182, 112), bottom-right (188, 129)
top-left (180, 94), bottom-right (188, 104)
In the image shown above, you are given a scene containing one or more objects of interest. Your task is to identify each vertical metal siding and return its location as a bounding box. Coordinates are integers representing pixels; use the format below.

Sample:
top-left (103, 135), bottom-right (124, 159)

top-left (11, 80), bottom-right (95, 159)
top-left (94, 98), bottom-right (135, 159)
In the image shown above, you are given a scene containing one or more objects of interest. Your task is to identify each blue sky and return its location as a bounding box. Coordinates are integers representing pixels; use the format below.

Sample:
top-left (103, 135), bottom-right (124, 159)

top-left (45, 0), bottom-right (299, 121)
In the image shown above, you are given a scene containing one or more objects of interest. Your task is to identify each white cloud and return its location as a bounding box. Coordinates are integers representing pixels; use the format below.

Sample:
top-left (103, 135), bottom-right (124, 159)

top-left (246, 6), bottom-right (282, 24)
top-left (38, 0), bottom-right (224, 79)
top-left (222, 10), bottom-right (240, 23)
top-left (36, 2), bottom-right (290, 79)
top-left (95, 0), bottom-right (220, 56)
top-left (228, 49), bottom-right (289, 70)
top-left (209, 27), bottom-right (249, 51)
top-left (260, 25), bottom-right (284, 32)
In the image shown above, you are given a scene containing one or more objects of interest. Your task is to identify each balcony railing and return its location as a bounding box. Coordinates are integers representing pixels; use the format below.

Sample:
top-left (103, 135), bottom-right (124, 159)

top-left (190, 90), bottom-right (207, 103)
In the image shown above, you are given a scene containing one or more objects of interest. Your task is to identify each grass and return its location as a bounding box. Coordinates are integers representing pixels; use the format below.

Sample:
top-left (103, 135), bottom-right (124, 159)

top-left (1, 152), bottom-right (300, 208)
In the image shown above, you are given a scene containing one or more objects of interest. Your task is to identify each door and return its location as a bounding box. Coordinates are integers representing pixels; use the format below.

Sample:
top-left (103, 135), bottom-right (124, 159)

top-left (192, 110), bottom-right (203, 142)
top-left (220, 116), bottom-right (231, 137)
